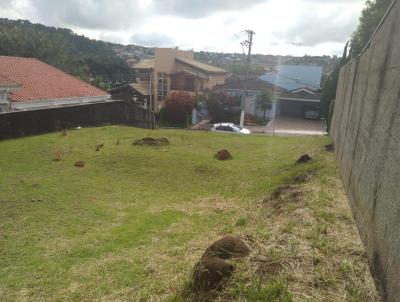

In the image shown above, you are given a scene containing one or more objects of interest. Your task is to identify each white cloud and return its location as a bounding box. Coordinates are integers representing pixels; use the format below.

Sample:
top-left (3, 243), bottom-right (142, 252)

top-left (0, 0), bottom-right (365, 55)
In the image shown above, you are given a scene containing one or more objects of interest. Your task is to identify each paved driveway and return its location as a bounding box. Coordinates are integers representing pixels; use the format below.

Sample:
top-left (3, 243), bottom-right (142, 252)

top-left (248, 116), bottom-right (326, 136)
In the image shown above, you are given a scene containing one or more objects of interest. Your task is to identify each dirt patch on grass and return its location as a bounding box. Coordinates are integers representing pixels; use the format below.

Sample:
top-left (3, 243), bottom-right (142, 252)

top-left (193, 257), bottom-right (234, 292)
top-left (202, 236), bottom-right (250, 260)
top-left (324, 143), bottom-right (334, 152)
top-left (225, 174), bottom-right (380, 301)
top-left (215, 149), bottom-right (232, 161)
top-left (295, 154), bottom-right (312, 164)
top-left (146, 198), bottom-right (238, 216)
top-left (292, 169), bottom-right (319, 184)
top-left (190, 236), bottom-right (250, 295)
top-left (133, 137), bottom-right (169, 146)
top-left (194, 164), bottom-right (220, 176)
top-left (263, 185), bottom-right (305, 213)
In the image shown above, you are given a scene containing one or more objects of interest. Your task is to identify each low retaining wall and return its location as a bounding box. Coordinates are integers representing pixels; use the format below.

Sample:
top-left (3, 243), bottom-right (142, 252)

top-left (0, 100), bottom-right (152, 140)
top-left (330, 1), bottom-right (400, 301)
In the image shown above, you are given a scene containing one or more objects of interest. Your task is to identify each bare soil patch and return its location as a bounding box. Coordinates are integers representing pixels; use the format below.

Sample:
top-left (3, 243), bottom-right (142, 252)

top-left (295, 154), bottom-right (312, 164)
top-left (133, 137), bottom-right (170, 146)
top-left (215, 149), bottom-right (232, 161)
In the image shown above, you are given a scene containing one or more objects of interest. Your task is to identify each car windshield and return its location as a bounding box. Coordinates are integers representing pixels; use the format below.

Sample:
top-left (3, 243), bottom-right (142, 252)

top-left (231, 125), bottom-right (242, 131)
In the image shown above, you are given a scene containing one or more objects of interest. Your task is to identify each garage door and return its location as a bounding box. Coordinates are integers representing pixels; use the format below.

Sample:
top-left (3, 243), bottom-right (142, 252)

top-left (278, 100), bottom-right (306, 117)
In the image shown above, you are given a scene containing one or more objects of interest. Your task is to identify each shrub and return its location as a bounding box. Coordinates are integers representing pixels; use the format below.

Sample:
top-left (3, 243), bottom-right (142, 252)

top-left (163, 91), bottom-right (194, 123)
top-left (199, 90), bottom-right (241, 122)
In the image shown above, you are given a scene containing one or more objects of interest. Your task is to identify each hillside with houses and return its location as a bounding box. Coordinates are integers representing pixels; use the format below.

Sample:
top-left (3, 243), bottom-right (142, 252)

top-left (0, 0), bottom-right (398, 301)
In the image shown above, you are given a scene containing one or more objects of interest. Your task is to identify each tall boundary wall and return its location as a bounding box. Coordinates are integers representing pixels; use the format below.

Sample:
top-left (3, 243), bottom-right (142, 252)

top-left (330, 1), bottom-right (400, 300)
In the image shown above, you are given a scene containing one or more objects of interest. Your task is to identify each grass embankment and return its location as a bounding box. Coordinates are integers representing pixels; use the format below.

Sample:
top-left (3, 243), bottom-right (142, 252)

top-left (0, 126), bottom-right (379, 301)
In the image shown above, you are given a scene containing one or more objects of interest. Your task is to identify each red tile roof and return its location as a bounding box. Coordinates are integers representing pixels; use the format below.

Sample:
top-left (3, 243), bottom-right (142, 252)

top-left (0, 56), bottom-right (108, 102)
top-left (0, 74), bottom-right (20, 87)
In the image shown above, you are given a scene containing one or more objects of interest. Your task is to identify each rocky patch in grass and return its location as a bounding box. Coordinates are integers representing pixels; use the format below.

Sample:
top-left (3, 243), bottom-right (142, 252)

top-left (133, 137), bottom-right (170, 146)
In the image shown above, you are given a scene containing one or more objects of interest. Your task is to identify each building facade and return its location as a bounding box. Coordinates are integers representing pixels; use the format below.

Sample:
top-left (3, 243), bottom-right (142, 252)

top-left (220, 65), bottom-right (323, 120)
top-left (131, 48), bottom-right (227, 111)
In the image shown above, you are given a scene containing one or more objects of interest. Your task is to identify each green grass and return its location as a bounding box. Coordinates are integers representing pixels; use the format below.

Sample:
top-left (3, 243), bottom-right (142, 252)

top-left (0, 126), bottom-right (377, 301)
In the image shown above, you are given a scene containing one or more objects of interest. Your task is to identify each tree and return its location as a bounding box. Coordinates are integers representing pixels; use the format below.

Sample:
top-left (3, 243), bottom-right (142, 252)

top-left (163, 91), bottom-right (194, 123)
top-left (321, 0), bottom-right (392, 132)
top-left (200, 90), bottom-right (240, 122)
top-left (349, 0), bottom-right (392, 58)
top-left (321, 42), bottom-right (349, 130)
top-left (0, 18), bottom-right (135, 88)
top-left (256, 89), bottom-right (272, 121)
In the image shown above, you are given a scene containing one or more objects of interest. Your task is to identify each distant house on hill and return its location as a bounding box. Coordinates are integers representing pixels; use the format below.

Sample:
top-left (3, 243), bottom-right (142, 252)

top-left (109, 48), bottom-right (228, 111)
top-left (220, 65), bottom-right (323, 119)
top-left (0, 56), bottom-right (110, 113)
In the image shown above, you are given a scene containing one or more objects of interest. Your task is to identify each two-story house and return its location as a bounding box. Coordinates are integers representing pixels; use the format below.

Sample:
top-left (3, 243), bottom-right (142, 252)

top-left (110, 48), bottom-right (228, 111)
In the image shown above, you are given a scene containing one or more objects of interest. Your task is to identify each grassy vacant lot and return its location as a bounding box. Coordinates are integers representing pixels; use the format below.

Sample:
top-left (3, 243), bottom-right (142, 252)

top-left (0, 126), bottom-right (379, 301)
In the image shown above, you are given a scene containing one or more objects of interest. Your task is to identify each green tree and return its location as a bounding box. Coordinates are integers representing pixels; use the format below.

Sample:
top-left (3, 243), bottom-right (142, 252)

top-left (321, 42), bottom-right (349, 130)
top-left (256, 89), bottom-right (272, 121)
top-left (322, 0), bottom-right (392, 132)
top-left (349, 0), bottom-right (392, 58)
top-left (0, 18), bottom-right (135, 89)
top-left (200, 90), bottom-right (240, 122)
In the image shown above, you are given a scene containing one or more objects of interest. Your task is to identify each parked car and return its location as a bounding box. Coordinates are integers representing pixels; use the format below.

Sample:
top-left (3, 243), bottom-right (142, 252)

top-left (304, 109), bottom-right (321, 120)
top-left (211, 123), bottom-right (251, 135)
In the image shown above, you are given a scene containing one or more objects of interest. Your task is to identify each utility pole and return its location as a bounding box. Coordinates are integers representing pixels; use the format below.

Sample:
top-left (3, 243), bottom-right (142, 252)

top-left (240, 30), bottom-right (255, 124)
top-left (245, 30), bottom-right (255, 66)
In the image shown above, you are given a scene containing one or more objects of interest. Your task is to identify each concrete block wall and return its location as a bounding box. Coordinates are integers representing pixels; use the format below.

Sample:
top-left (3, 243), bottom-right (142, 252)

top-left (330, 1), bottom-right (400, 300)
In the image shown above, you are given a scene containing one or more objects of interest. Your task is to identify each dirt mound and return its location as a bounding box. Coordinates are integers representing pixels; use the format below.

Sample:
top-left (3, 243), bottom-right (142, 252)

top-left (55, 149), bottom-right (63, 161)
top-left (215, 149), bottom-right (232, 161)
top-left (192, 236), bottom-right (250, 294)
top-left (193, 257), bottom-right (234, 292)
top-left (202, 236), bottom-right (250, 260)
top-left (74, 161), bottom-right (85, 168)
top-left (295, 154), bottom-right (312, 164)
top-left (324, 143), bottom-right (334, 152)
top-left (133, 137), bottom-right (169, 146)
top-left (96, 143), bottom-right (104, 151)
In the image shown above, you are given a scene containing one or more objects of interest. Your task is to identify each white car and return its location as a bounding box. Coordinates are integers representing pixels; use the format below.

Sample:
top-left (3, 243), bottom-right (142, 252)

top-left (211, 123), bottom-right (251, 135)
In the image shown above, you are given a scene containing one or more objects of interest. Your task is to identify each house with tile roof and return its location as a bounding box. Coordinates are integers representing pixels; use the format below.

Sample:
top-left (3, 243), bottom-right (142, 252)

top-left (220, 65), bottom-right (323, 120)
top-left (0, 56), bottom-right (110, 113)
top-left (111, 48), bottom-right (228, 111)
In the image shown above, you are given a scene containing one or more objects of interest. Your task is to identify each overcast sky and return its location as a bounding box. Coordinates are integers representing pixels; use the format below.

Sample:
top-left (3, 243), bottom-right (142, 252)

top-left (0, 0), bottom-right (365, 56)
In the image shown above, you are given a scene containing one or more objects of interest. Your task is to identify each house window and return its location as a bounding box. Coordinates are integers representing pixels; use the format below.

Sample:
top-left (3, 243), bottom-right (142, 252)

top-left (157, 72), bottom-right (168, 101)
